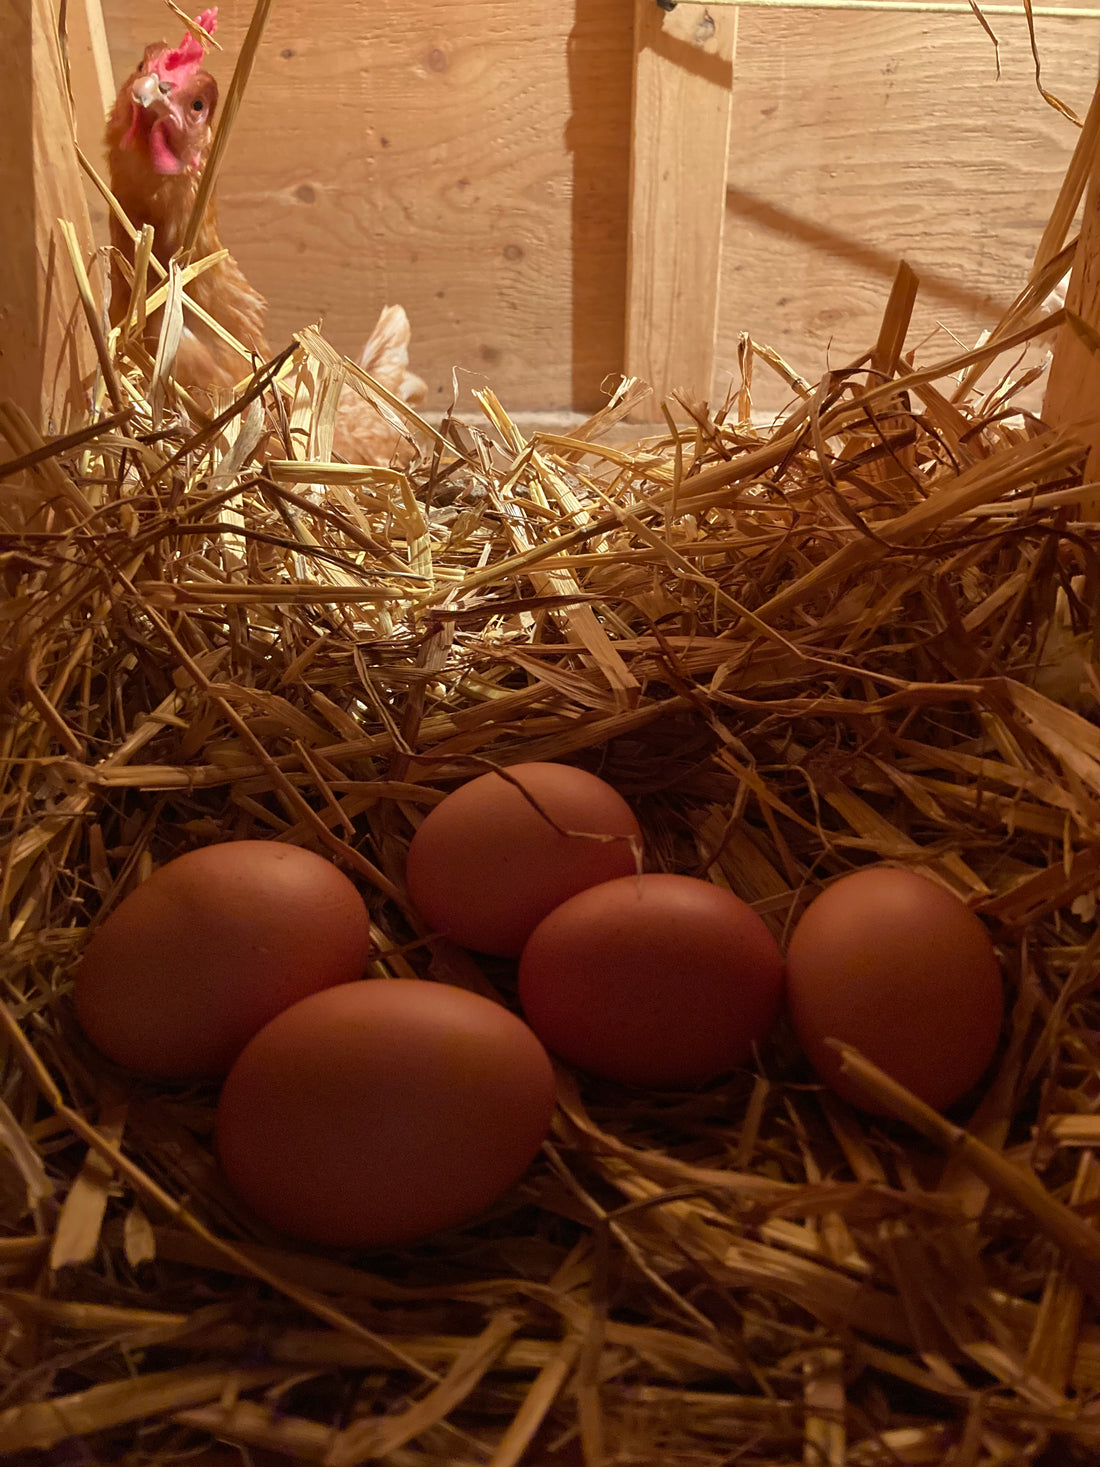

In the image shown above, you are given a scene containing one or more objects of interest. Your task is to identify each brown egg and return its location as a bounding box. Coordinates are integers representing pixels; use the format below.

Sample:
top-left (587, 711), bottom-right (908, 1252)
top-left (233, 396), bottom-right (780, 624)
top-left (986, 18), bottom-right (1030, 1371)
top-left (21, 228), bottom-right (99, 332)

top-left (786, 865), bottom-right (1004, 1113)
top-left (73, 841), bottom-right (372, 1079)
top-left (518, 873), bottom-right (786, 1088)
top-left (216, 979), bottom-right (556, 1247)
top-left (405, 762), bottom-right (642, 957)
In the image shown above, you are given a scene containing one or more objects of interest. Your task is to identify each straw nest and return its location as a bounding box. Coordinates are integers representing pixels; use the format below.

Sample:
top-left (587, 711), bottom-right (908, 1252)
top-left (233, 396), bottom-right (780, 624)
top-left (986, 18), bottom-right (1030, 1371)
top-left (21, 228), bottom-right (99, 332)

top-left (2, 243), bottom-right (1100, 1467)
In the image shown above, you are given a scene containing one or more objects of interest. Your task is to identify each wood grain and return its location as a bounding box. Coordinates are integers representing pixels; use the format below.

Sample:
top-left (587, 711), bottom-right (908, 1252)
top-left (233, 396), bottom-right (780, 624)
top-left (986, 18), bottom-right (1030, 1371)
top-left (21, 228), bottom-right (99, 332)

top-left (65, 0), bottom-right (115, 247)
top-left (98, 0), bottom-right (633, 413)
top-left (81, 3), bottom-right (1098, 416)
top-left (0, 0), bottom-right (98, 432)
top-left (625, 0), bottom-right (737, 413)
top-left (717, 9), bottom-right (1097, 416)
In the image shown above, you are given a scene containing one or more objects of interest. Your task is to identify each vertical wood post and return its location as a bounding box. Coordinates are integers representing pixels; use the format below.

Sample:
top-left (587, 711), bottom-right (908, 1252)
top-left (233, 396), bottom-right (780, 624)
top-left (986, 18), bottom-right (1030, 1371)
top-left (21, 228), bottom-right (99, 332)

top-left (68, 0), bottom-right (118, 248)
top-left (1043, 77), bottom-right (1100, 487)
top-left (625, 0), bottom-right (737, 418)
top-left (0, 0), bottom-right (99, 434)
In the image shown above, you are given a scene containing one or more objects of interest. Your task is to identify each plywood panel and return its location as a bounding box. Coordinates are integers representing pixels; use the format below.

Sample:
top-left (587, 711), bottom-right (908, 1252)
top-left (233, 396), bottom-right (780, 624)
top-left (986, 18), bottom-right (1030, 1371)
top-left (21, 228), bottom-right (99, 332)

top-left (97, 0), bottom-right (633, 413)
top-left (717, 10), bottom-right (1098, 417)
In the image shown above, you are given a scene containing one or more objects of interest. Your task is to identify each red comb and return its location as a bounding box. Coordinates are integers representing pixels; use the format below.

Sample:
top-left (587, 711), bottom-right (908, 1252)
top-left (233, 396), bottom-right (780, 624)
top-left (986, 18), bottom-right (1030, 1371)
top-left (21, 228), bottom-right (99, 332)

top-left (161, 8), bottom-right (218, 79)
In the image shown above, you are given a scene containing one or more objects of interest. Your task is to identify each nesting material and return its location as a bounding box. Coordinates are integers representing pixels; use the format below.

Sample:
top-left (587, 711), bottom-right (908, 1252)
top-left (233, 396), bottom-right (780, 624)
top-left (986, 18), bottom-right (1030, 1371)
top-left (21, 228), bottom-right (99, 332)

top-left (1, 251), bottom-right (1099, 1467)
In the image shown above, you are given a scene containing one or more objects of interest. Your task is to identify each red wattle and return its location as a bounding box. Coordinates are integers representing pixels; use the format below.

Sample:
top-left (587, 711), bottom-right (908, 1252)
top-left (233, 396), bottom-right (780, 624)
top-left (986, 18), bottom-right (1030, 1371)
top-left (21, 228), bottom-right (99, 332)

top-left (148, 120), bottom-right (185, 175)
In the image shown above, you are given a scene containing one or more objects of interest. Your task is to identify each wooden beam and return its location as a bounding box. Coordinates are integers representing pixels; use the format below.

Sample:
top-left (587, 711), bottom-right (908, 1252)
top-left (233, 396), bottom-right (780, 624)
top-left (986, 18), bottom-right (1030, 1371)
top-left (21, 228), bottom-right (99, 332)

top-left (625, 0), bottom-right (737, 416)
top-left (0, 0), bottom-right (99, 434)
top-left (1043, 76), bottom-right (1100, 488)
top-left (67, 0), bottom-right (117, 248)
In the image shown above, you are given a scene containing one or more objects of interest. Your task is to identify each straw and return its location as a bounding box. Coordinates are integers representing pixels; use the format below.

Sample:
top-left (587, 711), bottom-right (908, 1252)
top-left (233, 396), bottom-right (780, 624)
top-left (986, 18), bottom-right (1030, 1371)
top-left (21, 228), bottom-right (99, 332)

top-left (4, 37), bottom-right (1100, 1466)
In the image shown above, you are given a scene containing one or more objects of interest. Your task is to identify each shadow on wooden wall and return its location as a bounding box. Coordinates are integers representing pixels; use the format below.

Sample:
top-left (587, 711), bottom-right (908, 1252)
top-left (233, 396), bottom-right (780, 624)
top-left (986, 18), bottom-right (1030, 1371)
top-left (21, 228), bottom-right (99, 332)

top-left (724, 186), bottom-right (1006, 321)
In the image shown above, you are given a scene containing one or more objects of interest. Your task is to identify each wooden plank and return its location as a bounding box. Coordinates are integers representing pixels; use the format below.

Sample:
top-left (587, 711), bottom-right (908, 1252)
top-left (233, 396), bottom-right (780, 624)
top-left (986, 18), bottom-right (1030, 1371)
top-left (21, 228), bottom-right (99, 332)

top-left (0, 0), bottom-right (99, 433)
top-left (98, 0), bottom-right (635, 414)
top-left (66, 0), bottom-right (117, 247)
top-left (717, 8), bottom-right (1096, 418)
top-left (1043, 76), bottom-right (1100, 487)
top-left (625, 0), bottom-right (737, 414)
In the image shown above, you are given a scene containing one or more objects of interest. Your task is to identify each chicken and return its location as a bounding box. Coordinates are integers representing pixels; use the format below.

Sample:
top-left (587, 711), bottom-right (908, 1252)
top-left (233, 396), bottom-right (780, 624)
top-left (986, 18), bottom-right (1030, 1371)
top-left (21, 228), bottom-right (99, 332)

top-left (105, 8), bottom-right (426, 462)
top-left (105, 9), bottom-right (266, 396)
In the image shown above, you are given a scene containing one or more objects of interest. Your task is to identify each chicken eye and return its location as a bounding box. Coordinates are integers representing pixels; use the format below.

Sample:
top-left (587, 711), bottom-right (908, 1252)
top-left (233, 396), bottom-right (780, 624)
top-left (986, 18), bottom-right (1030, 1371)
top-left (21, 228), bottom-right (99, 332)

top-left (192, 98), bottom-right (204, 111)
top-left (136, 60), bottom-right (144, 71)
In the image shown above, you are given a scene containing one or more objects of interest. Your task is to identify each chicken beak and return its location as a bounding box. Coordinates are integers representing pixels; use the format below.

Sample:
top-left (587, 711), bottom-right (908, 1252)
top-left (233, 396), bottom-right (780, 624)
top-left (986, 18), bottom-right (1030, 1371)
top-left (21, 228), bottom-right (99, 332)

top-left (131, 73), bottom-right (161, 107)
top-left (131, 71), bottom-right (176, 118)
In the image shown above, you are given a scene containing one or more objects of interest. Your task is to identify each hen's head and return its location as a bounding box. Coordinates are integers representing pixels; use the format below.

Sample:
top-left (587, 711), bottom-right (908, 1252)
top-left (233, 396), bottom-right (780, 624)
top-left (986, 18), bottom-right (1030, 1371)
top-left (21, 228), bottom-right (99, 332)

top-left (110, 8), bottom-right (219, 176)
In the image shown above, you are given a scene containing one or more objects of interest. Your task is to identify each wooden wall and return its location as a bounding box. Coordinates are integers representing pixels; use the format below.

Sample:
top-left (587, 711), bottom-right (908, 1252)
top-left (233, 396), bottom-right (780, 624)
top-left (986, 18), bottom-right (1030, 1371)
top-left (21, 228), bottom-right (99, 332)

top-left (717, 9), bottom-right (1099, 413)
top-left (88, 0), bottom-right (633, 416)
top-left (2, 0), bottom-right (99, 432)
top-left (80, 1), bottom-right (1097, 416)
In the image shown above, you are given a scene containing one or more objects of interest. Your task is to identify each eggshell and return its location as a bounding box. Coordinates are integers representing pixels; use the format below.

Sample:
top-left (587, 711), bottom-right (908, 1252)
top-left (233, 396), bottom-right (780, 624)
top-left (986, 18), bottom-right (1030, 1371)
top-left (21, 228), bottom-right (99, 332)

top-left (517, 873), bottom-right (785, 1088)
top-left (215, 979), bottom-right (556, 1248)
top-left (405, 762), bottom-right (642, 957)
top-left (785, 865), bottom-right (1003, 1113)
top-left (73, 841), bottom-right (372, 1079)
